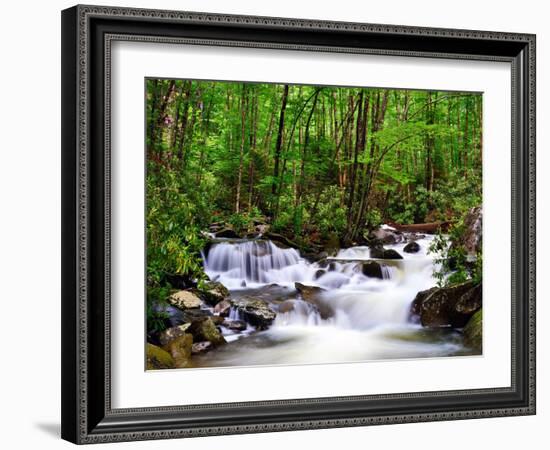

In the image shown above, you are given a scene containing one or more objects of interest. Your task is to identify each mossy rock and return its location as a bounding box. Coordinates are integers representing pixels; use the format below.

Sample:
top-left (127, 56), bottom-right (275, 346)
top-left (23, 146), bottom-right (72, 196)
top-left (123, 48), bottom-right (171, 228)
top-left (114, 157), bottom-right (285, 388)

top-left (158, 323), bottom-right (191, 347)
top-left (163, 334), bottom-right (193, 368)
top-left (410, 280), bottom-right (481, 328)
top-left (463, 309), bottom-right (482, 353)
top-left (188, 317), bottom-right (226, 346)
top-left (199, 281), bottom-right (231, 305)
top-left (146, 343), bottom-right (175, 370)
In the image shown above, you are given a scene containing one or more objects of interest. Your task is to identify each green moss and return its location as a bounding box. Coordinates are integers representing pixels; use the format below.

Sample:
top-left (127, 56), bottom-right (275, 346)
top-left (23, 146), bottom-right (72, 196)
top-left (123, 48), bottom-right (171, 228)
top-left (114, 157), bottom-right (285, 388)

top-left (199, 318), bottom-right (227, 346)
top-left (146, 343), bottom-right (175, 370)
top-left (463, 309), bottom-right (482, 353)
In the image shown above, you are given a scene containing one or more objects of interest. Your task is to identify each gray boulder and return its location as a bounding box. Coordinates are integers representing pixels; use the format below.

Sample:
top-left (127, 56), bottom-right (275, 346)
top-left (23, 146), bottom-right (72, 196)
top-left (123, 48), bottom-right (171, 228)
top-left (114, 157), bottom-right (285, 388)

top-left (232, 297), bottom-right (277, 329)
top-left (410, 280), bottom-right (482, 328)
top-left (168, 290), bottom-right (202, 310)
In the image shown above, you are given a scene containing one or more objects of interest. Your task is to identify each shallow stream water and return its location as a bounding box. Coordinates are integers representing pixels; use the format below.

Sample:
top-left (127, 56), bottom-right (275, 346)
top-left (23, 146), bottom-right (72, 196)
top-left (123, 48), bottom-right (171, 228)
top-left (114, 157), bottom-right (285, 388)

top-left (194, 234), bottom-right (474, 368)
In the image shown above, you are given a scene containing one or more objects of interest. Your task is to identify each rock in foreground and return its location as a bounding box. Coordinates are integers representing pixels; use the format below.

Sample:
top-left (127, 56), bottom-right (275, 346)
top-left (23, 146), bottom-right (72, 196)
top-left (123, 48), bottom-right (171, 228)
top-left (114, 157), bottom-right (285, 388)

top-left (163, 334), bottom-right (193, 368)
top-left (463, 309), bottom-right (482, 353)
top-left (410, 280), bottom-right (482, 328)
top-left (294, 283), bottom-right (332, 319)
top-left (146, 343), bottom-right (175, 370)
top-left (200, 281), bottom-right (231, 305)
top-left (359, 261), bottom-right (384, 279)
top-left (188, 317), bottom-right (226, 346)
top-left (232, 297), bottom-right (277, 329)
top-left (168, 290), bottom-right (202, 310)
top-left (158, 323), bottom-right (191, 347)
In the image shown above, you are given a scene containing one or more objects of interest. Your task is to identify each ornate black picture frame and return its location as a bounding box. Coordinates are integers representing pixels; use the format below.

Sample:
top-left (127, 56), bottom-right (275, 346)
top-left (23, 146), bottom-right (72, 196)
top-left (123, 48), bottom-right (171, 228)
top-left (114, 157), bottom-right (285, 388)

top-left (61, 4), bottom-right (536, 444)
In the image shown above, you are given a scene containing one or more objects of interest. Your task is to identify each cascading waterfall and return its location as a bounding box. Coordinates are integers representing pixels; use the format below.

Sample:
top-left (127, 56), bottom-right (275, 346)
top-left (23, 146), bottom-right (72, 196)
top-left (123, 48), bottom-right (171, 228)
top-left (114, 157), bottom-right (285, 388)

top-left (204, 240), bottom-right (303, 287)
top-left (194, 233), bottom-right (466, 368)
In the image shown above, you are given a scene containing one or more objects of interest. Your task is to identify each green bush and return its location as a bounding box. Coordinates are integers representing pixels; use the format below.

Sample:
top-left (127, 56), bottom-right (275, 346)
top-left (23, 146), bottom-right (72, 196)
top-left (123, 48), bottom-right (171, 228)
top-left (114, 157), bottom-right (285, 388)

top-left (312, 186), bottom-right (347, 238)
top-left (429, 217), bottom-right (482, 287)
top-left (146, 163), bottom-right (209, 287)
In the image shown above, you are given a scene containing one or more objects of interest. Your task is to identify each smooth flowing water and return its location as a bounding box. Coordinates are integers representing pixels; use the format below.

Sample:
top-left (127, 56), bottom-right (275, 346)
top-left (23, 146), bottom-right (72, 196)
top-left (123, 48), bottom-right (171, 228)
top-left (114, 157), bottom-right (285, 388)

top-left (196, 234), bottom-right (472, 368)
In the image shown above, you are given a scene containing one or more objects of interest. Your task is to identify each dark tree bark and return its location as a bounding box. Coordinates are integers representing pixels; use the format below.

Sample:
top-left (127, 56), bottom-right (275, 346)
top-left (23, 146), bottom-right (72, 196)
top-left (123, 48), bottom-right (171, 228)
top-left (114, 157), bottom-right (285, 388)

top-left (235, 84), bottom-right (248, 213)
top-left (272, 84), bottom-right (289, 200)
top-left (150, 80), bottom-right (176, 157)
top-left (294, 89), bottom-right (321, 219)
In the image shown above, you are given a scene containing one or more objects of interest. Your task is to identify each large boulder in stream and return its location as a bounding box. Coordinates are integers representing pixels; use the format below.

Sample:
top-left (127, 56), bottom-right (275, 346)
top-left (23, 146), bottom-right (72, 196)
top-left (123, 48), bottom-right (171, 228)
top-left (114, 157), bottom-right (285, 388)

top-left (199, 281), bottom-right (231, 305)
top-left (187, 317), bottom-right (226, 346)
top-left (359, 261), bottom-right (384, 279)
top-left (463, 309), bottom-right (483, 353)
top-left (168, 290), bottom-right (202, 310)
top-left (294, 283), bottom-right (332, 319)
top-left (411, 280), bottom-right (482, 328)
top-left (403, 241), bottom-right (421, 254)
top-left (232, 298), bottom-right (277, 329)
top-left (146, 343), bottom-right (175, 370)
top-left (370, 245), bottom-right (403, 260)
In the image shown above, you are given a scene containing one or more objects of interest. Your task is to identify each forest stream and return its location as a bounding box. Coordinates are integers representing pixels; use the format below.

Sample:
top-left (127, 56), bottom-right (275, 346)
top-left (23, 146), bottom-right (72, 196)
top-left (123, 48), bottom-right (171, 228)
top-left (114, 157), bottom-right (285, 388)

top-left (188, 232), bottom-right (476, 368)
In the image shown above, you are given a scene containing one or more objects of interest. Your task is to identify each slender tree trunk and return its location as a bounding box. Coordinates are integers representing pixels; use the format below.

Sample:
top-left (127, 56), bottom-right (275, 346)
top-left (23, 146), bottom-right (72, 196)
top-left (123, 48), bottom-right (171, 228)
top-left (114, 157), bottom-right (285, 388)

top-left (235, 84), bottom-right (247, 214)
top-left (147, 79), bottom-right (159, 153)
top-left (463, 97), bottom-right (469, 178)
top-left (425, 91), bottom-right (435, 191)
top-left (177, 81), bottom-right (192, 161)
top-left (151, 79), bottom-right (176, 157)
top-left (248, 87), bottom-right (259, 213)
top-left (271, 85), bottom-right (290, 204)
top-left (295, 90), bottom-right (321, 215)
top-left (171, 82), bottom-right (185, 150)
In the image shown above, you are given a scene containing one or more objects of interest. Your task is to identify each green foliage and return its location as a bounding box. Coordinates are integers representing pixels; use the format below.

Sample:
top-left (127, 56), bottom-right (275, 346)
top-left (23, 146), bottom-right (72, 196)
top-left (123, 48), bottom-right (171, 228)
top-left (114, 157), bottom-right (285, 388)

top-left (146, 285), bottom-right (172, 334)
top-left (429, 218), bottom-right (482, 287)
top-left (227, 207), bottom-right (264, 235)
top-left (309, 186), bottom-right (347, 238)
top-left (384, 170), bottom-right (481, 224)
top-left (146, 163), bottom-right (209, 286)
top-left (146, 79), bottom-right (483, 294)
top-left (364, 208), bottom-right (383, 230)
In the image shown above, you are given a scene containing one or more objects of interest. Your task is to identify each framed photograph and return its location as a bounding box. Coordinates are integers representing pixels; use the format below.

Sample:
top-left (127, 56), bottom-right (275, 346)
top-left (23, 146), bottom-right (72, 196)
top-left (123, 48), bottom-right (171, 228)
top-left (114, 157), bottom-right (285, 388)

top-left (61, 4), bottom-right (536, 444)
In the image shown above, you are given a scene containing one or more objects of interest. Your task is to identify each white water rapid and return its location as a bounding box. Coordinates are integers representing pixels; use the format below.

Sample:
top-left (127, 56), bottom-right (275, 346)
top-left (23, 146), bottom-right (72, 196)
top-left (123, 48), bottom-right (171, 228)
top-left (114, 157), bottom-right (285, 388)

top-left (197, 235), bottom-right (471, 368)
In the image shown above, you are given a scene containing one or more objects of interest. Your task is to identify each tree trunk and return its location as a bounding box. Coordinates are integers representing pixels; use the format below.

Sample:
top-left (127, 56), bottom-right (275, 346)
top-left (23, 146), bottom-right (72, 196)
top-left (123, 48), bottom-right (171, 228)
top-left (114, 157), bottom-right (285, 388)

top-left (295, 90), bottom-right (321, 217)
top-left (248, 87), bottom-right (259, 213)
top-left (177, 81), bottom-right (192, 161)
top-left (150, 79), bottom-right (176, 157)
top-left (271, 85), bottom-right (290, 205)
top-left (235, 84), bottom-right (248, 214)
